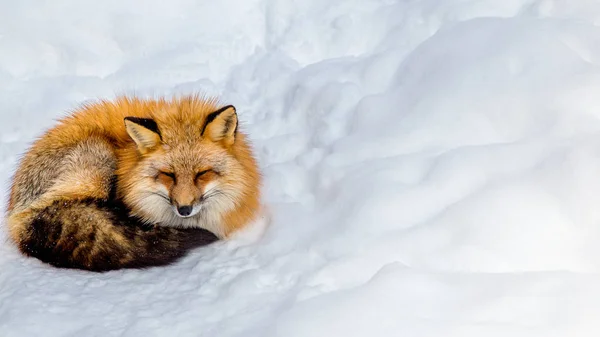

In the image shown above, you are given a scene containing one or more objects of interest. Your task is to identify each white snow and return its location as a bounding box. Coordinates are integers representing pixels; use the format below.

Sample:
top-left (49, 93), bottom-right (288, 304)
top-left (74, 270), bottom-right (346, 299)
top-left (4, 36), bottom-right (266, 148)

top-left (2, 0), bottom-right (600, 336)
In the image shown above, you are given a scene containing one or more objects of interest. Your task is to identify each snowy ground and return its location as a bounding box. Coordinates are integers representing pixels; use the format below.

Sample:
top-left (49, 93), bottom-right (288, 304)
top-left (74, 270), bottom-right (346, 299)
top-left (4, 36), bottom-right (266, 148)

top-left (2, 0), bottom-right (600, 336)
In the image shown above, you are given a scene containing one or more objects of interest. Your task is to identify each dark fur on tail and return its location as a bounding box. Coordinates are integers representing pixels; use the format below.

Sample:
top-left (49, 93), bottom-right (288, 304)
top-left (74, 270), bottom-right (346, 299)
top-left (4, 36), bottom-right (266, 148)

top-left (18, 199), bottom-right (218, 272)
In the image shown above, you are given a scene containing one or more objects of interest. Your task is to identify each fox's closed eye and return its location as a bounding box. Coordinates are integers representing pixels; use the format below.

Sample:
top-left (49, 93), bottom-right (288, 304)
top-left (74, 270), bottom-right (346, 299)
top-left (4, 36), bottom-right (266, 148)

top-left (158, 171), bottom-right (176, 180)
top-left (195, 170), bottom-right (211, 180)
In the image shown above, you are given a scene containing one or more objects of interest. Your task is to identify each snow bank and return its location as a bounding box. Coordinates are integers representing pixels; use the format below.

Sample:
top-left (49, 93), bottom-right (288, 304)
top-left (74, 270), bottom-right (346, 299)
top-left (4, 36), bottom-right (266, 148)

top-left (2, 0), bottom-right (600, 336)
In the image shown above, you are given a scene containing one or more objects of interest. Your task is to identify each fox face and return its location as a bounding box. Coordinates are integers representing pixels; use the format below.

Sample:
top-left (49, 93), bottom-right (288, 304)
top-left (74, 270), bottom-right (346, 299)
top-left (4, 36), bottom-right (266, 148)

top-left (117, 105), bottom-right (256, 237)
top-left (147, 144), bottom-right (240, 220)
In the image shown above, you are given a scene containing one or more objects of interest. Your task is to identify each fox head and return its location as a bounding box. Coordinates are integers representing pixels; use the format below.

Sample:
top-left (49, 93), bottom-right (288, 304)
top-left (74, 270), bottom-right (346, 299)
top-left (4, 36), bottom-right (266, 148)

top-left (118, 104), bottom-right (260, 237)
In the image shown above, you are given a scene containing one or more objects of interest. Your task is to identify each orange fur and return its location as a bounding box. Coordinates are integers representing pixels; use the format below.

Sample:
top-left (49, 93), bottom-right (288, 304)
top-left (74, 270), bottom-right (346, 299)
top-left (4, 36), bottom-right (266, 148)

top-left (9, 94), bottom-right (261, 245)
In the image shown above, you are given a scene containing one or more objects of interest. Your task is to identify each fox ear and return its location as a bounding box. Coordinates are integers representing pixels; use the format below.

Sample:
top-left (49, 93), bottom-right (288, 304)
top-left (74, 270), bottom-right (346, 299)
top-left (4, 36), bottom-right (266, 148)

top-left (202, 105), bottom-right (238, 146)
top-left (124, 117), bottom-right (162, 154)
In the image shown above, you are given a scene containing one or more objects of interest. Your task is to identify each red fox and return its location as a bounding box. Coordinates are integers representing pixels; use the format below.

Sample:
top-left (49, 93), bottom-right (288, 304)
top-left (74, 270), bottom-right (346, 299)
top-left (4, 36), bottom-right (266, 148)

top-left (5, 95), bottom-right (262, 271)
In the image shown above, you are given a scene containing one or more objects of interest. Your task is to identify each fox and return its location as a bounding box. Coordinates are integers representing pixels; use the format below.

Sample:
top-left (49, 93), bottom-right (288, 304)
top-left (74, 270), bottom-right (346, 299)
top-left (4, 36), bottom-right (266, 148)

top-left (5, 95), bottom-right (262, 272)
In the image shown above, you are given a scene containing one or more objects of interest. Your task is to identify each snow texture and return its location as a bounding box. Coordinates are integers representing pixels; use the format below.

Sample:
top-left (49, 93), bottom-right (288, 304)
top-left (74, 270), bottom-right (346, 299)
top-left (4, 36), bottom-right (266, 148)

top-left (2, 0), bottom-right (600, 336)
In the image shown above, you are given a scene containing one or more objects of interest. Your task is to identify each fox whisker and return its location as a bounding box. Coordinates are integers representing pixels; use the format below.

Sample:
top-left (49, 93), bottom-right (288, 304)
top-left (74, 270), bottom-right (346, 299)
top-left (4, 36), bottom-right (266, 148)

top-left (140, 191), bottom-right (171, 203)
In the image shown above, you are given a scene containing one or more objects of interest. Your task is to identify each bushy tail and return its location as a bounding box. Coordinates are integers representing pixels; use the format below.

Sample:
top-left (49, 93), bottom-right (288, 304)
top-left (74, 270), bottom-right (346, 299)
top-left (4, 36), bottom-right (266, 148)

top-left (17, 199), bottom-right (218, 272)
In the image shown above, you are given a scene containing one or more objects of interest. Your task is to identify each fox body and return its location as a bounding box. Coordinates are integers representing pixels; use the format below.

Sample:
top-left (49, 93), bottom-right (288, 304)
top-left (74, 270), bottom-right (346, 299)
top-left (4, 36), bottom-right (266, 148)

top-left (6, 95), bottom-right (261, 271)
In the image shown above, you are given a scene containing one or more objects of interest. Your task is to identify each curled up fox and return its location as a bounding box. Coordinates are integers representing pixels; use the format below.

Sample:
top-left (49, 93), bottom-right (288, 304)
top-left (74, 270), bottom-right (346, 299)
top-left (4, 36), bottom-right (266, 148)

top-left (5, 95), bottom-right (262, 271)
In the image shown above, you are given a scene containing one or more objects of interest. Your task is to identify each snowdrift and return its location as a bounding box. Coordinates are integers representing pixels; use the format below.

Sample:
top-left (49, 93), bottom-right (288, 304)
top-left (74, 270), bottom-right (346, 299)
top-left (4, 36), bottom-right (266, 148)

top-left (2, 0), bottom-right (600, 336)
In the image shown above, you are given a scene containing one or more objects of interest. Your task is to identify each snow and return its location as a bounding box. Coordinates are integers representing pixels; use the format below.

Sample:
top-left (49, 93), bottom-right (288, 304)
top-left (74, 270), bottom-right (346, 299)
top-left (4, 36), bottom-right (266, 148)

top-left (2, 0), bottom-right (600, 336)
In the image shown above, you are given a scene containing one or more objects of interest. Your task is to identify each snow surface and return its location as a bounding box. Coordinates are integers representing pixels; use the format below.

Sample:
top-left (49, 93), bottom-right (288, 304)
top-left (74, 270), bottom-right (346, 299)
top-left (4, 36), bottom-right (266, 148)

top-left (2, 0), bottom-right (600, 336)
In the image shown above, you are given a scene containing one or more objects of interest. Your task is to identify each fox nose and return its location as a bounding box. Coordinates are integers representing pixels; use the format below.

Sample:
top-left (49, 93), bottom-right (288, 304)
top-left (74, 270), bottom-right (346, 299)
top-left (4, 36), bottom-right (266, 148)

top-left (177, 205), bottom-right (193, 217)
